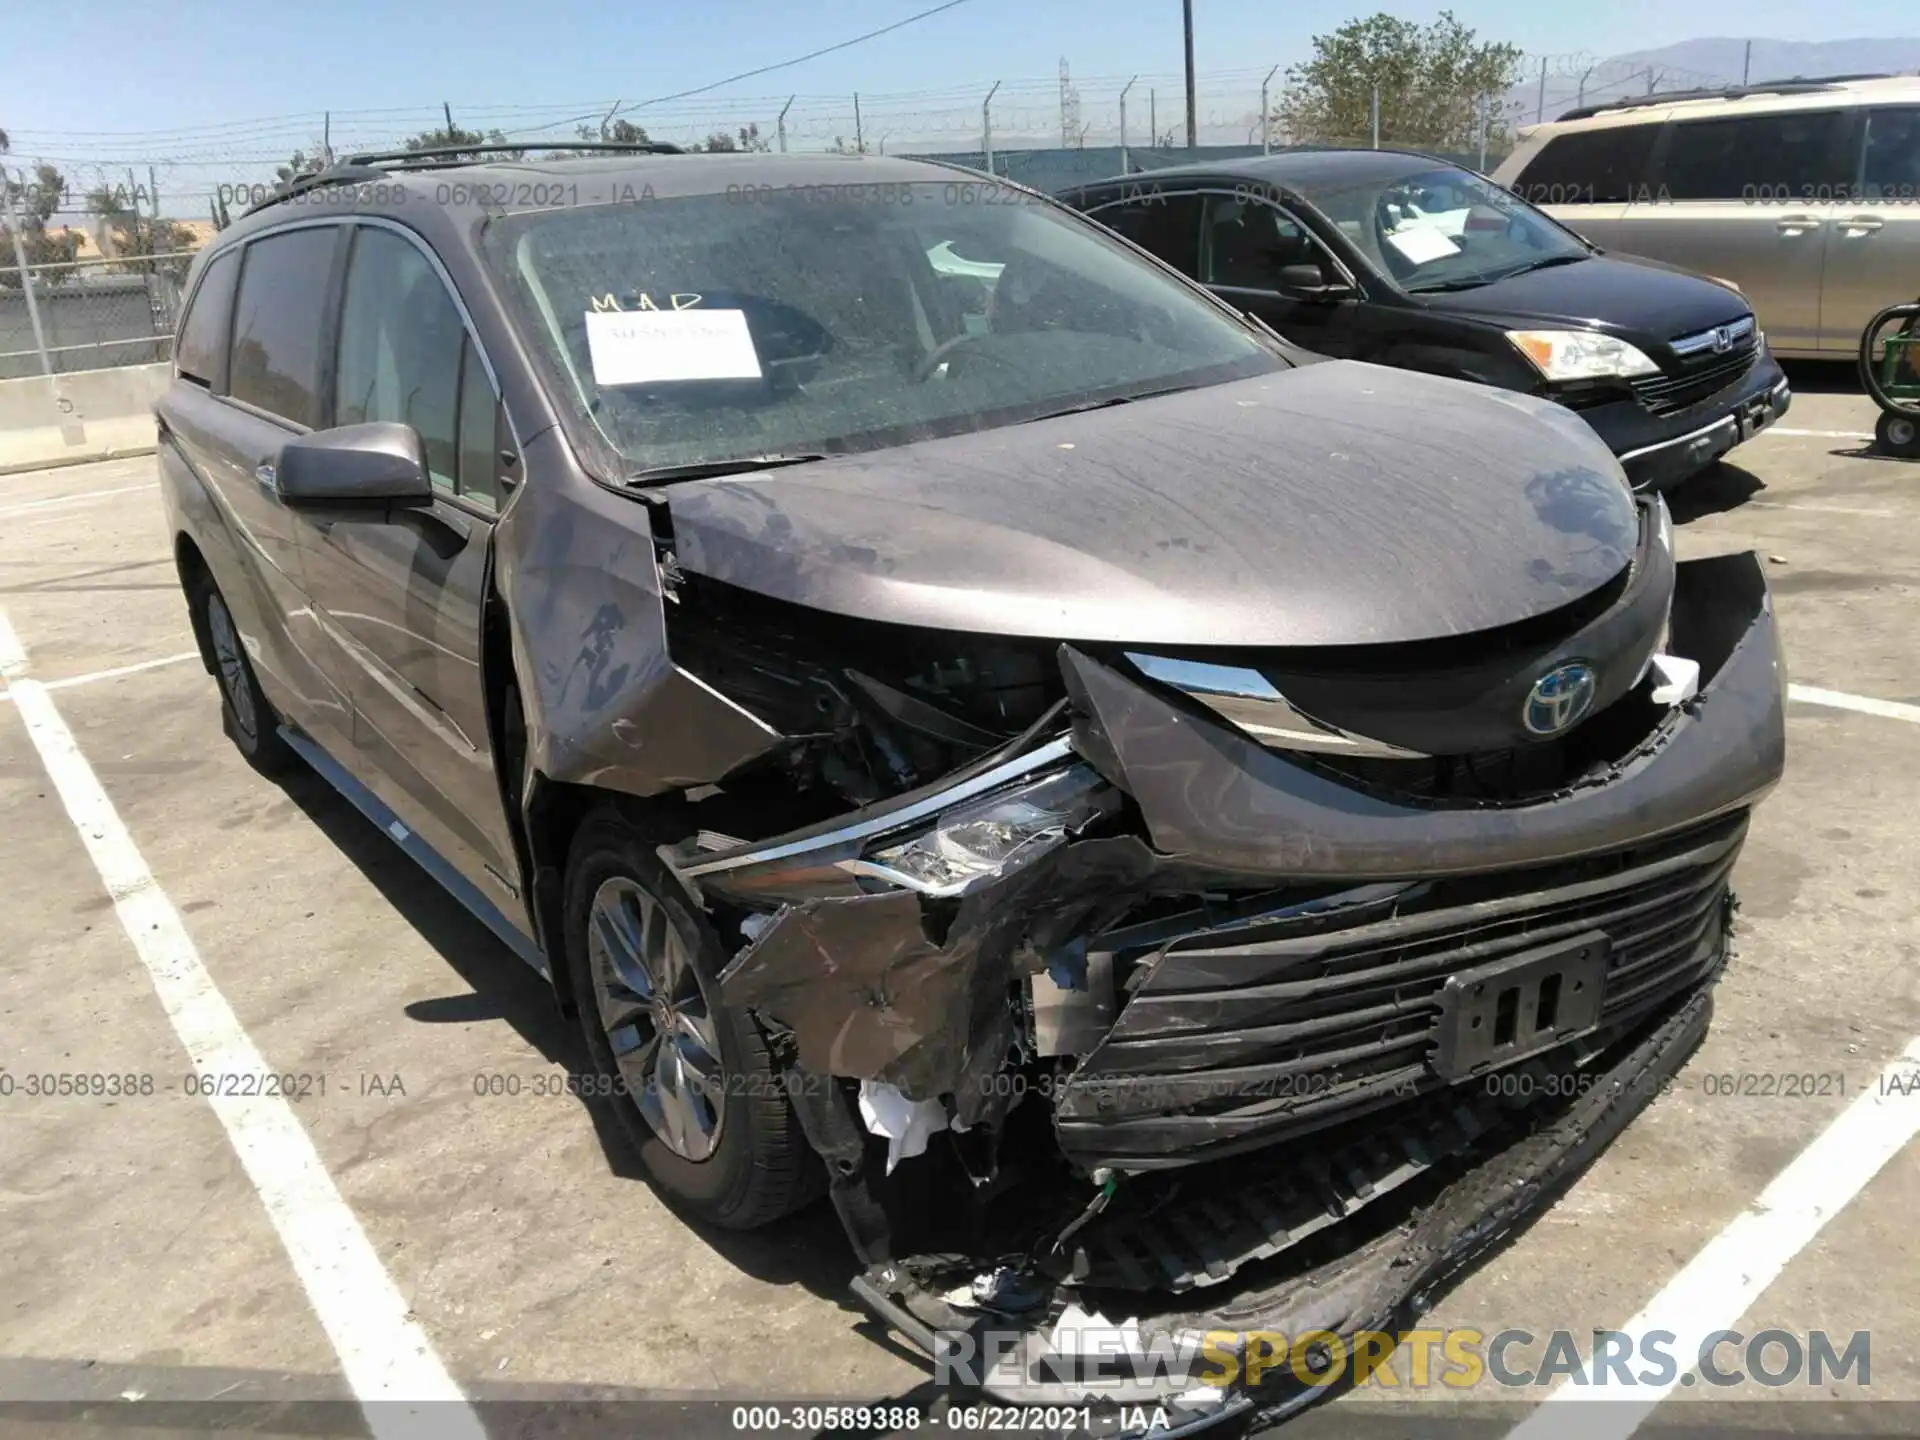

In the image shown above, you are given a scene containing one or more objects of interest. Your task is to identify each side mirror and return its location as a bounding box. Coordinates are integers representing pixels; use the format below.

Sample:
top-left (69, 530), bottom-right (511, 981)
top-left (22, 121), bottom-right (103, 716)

top-left (1276, 262), bottom-right (1352, 302)
top-left (275, 422), bottom-right (433, 509)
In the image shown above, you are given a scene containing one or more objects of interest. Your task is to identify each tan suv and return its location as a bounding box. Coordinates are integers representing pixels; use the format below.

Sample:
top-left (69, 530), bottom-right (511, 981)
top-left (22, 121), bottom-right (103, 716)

top-left (1495, 76), bottom-right (1920, 358)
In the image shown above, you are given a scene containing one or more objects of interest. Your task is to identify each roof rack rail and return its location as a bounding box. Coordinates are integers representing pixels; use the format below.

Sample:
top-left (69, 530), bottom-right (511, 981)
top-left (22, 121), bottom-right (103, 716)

top-left (340, 140), bottom-right (684, 168)
top-left (238, 141), bottom-right (688, 218)
top-left (1555, 79), bottom-right (1844, 123)
top-left (239, 162), bottom-right (390, 217)
top-left (1752, 71), bottom-right (1897, 85)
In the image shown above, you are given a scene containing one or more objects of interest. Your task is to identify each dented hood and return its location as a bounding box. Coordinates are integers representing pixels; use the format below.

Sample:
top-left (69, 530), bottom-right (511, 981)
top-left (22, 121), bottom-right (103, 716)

top-left (664, 360), bottom-right (1637, 647)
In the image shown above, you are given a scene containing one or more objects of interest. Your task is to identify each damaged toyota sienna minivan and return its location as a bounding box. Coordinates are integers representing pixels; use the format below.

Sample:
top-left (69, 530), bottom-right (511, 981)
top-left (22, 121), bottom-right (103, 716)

top-left (158, 147), bottom-right (1786, 1434)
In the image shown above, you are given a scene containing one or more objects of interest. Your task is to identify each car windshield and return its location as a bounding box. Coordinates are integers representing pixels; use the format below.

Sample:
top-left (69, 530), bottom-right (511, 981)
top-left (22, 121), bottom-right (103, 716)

top-left (1291, 164), bottom-right (1590, 294)
top-left (480, 180), bottom-right (1284, 476)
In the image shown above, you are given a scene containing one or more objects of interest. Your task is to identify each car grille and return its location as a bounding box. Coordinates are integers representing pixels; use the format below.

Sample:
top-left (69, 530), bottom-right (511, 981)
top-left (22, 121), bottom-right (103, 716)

top-left (1633, 318), bottom-right (1759, 415)
top-left (1051, 814), bottom-right (1744, 1171)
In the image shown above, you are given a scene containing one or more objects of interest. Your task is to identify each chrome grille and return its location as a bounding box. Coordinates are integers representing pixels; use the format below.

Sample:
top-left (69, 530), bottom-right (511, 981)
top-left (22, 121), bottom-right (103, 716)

top-left (1633, 335), bottom-right (1759, 415)
top-left (1053, 815), bottom-right (1744, 1169)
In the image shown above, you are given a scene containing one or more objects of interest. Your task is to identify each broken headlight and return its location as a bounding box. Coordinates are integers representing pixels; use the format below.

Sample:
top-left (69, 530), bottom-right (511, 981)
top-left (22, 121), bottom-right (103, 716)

top-left (841, 764), bottom-right (1114, 897)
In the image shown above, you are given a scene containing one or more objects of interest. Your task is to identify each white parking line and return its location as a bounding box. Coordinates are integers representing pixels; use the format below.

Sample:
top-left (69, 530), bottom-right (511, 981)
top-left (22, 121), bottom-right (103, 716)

top-left (1761, 427), bottom-right (1873, 440)
top-left (1504, 1034), bottom-right (1920, 1440)
top-left (0, 483), bottom-right (158, 518)
top-left (0, 650), bottom-right (200, 704)
top-left (1749, 501), bottom-right (1895, 518)
top-left (1789, 683), bottom-right (1920, 725)
top-left (0, 610), bottom-right (483, 1440)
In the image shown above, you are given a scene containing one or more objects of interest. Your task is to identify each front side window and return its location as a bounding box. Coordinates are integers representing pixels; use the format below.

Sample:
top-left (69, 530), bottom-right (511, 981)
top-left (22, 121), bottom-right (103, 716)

top-left (175, 248), bottom-right (239, 388)
top-left (1198, 195), bottom-right (1326, 287)
top-left (481, 183), bottom-right (1279, 478)
top-left (1659, 110), bottom-right (1849, 200)
top-left (335, 226), bottom-right (465, 491)
top-left (228, 227), bottom-right (339, 427)
top-left (1511, 125), bottom-right (1660, 205)
top-left (1288, 164), bottom-right (1589, 295)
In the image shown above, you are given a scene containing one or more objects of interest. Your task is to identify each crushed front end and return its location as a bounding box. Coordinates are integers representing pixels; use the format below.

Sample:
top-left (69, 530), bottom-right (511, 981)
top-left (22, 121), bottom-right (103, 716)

top-left (655, 496), bottom-right (1785, 1435)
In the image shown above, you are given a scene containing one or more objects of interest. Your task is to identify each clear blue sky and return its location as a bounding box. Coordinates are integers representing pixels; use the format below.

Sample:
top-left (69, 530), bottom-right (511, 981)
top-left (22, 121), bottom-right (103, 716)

top-left (4, 0), bottom-right (1916, 212)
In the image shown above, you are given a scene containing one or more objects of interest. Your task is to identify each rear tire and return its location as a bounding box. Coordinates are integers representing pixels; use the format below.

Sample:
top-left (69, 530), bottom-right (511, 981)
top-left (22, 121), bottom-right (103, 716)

top-left (193, 578), bottom-right (296, 777)
top-left (563, 806), bottom-right (819, 1229)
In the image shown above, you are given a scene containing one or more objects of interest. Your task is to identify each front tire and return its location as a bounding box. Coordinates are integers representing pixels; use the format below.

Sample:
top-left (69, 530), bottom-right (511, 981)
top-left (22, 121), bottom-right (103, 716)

top-left (193, 578), bottom-right (296, 776)
top-left (563, 807), bottom-right (818, 1229)
top-left (1875, 410), bottom-right (1920, 459)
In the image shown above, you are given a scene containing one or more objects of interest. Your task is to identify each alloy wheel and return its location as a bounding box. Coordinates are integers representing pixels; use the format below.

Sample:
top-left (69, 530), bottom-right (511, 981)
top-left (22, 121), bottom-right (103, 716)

top-left (586, 875), bottom-right (727, 1161)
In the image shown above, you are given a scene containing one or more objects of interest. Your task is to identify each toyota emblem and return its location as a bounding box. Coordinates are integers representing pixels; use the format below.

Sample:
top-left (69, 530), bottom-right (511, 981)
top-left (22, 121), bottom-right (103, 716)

top-left (1524, 662), bottom-right (1599, 736)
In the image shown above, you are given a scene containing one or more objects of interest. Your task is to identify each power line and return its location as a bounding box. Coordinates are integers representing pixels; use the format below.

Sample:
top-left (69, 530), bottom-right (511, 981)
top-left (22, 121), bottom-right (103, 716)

top-left (506, 0), bottom-right (979, 137)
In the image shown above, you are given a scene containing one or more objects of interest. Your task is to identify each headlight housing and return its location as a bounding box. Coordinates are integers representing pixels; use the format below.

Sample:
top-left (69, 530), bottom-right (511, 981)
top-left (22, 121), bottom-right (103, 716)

top-left (840, 764), bottom-right (1114, 897)
top-left (1507, 329), bottom-right (1661, 382)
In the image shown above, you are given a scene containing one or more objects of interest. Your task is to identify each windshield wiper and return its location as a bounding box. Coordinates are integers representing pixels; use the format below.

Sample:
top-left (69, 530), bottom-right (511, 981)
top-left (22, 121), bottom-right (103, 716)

top-left (1406, 276), bottom-right (1495, 293)
top-left (1020, 384), bottom-right (1200, 425)
top-left (1494, 254), bottom-right (1591, 281)
top-left (1408, 253), bottom-right (1590, 294)
top-left (624, 453), bottom-right (830, 485)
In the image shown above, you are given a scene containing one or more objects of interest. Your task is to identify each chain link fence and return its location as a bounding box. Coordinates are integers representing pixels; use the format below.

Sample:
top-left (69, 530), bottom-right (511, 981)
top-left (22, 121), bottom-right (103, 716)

top-left (0, 52), bottom-right (1774, 380)
top-left (0, 248), bottom-right (201, 381)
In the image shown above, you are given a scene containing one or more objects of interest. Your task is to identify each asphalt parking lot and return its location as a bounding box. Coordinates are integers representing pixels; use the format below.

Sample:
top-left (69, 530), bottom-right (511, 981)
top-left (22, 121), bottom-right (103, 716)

top-left (2, 369), bottom-right (1918, 1440)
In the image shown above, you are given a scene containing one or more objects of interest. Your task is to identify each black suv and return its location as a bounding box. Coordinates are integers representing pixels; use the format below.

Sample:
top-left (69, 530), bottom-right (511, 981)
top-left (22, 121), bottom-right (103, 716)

top-left (1060, 149), bottom-right (1793, 492)
top-left (158, 145), bottom-right (1785, 1432)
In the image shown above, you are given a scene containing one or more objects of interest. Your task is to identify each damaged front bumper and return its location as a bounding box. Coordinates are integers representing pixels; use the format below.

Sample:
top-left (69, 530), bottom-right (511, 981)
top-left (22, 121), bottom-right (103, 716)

top-left (667, 551), bottom-right (1784, 1431)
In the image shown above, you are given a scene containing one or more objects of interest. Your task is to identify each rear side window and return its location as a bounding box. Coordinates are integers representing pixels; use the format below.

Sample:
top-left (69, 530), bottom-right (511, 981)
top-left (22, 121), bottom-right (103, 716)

top-left (1659, 110), bottom-right (1850, 201)
top-left (1511, 125), bottom-right (1660, 204)
top-left (175, 248), bottom-right (239, 388)
top-left (1862, 108), bottom-right (1920, 200)
top-left (1089, 194), bottom-right (1205, 275)
top-left (228, 228), bottom-right (339, 428)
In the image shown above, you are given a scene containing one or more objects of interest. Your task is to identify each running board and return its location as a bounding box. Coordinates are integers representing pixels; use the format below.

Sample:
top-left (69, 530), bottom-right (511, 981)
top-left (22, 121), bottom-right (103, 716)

top-left (276, 724), bottom-right (549, 979)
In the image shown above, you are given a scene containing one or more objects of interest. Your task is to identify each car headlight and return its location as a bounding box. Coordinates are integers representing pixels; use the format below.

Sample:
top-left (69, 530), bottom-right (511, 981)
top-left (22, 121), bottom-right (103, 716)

top-left (840, 764), bottom-right (1114, 897)
top-left (1507, 329), bottom-right (1661, 381)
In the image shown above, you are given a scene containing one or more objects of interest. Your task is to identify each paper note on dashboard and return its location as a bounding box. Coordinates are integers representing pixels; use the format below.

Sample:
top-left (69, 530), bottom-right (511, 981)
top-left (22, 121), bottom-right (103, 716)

top-left (1384, 226), bottom-right (1461, 265)
top-left (585, 308), bottom-right (763, 385)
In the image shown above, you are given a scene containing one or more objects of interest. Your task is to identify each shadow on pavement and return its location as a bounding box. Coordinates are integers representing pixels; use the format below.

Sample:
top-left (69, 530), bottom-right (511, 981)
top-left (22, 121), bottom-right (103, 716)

top-left (272, 760), bottom-right (862, 1308)
top-left (1665, 461), bottom-right (1764, 525)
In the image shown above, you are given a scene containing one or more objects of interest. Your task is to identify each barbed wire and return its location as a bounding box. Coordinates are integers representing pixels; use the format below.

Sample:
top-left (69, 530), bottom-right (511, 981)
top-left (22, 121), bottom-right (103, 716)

top-left (1, 51), bottom-right (1875, 221)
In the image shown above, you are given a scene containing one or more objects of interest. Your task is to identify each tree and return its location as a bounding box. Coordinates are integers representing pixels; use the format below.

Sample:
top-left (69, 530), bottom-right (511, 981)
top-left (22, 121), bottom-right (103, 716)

top-left (1, 161), bottom-right (82, 284)
top-left (565, 119), bottom-right (654, 154)
top-left (735, 123), bottom-right (771, 152)
top-left (401, 121), bottom-right (524, 161)
top-left (84, 184), bottom-right (197, 279)
top-left (276, 150), bottom-right (326, 186)
top-left (1276, 10), bottom-right (1523, 152)
top-left (697, 130), bottom-right (738, 153)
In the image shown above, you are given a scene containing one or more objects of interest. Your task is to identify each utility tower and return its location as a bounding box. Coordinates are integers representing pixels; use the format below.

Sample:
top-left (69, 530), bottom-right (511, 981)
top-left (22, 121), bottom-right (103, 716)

top-left (1059, 58), bottom-right (1084, 148)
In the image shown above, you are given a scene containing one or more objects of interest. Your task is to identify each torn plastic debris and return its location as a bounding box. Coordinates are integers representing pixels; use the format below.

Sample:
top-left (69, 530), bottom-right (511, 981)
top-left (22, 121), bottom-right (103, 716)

top-left (858, 1080), bottom-right (964, 1173)
top-left (716, 837), bottom-right (1167, 1117)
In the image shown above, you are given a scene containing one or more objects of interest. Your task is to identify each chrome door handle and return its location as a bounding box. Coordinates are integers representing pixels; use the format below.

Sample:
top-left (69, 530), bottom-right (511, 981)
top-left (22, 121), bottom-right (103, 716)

top-left (1840, 215), bottom-right (1885, 234)
top-left (254, 462), bottom-right (276, 490)
top-left (1775, 214), bottom-right (1822, 234)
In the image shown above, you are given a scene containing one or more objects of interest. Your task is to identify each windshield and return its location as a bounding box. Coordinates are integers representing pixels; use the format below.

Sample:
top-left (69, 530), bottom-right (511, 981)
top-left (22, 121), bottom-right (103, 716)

top-left (1292, 164), bottom-right (1590, 294)
top-left (481, 181), bottom-right (1284, 476)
